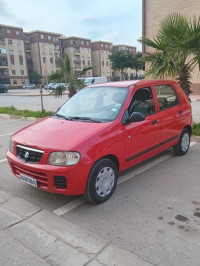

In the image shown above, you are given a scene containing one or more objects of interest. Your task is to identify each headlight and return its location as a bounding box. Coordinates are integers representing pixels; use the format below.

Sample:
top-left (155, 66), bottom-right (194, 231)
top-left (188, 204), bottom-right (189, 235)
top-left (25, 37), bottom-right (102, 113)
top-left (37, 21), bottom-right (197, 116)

top-left (47, 152), bottom-right (80, 166)
top-left (9, 138), bottom-right (14, 153)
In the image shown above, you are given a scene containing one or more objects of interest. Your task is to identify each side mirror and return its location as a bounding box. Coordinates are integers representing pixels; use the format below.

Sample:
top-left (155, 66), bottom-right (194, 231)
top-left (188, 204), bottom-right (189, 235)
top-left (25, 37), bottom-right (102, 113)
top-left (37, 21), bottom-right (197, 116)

top-left (122, 110), bottom-right (145, 125)
top-left (129, 112), bottom-right (145, 123)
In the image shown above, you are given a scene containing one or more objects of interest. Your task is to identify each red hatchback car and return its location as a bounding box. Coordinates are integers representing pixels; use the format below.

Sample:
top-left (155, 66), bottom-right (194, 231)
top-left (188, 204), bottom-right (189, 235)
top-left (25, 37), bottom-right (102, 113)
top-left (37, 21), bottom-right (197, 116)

top-left (6, 80), bottom-right (192, 204)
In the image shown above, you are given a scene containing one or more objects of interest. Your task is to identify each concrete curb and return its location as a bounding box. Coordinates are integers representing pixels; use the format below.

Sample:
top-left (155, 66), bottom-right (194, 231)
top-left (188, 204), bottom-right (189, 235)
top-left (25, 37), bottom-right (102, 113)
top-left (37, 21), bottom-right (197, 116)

top-left (0, 113), bottom-right (44, 122)
top-left (0, 190), bottom-right (152, 266)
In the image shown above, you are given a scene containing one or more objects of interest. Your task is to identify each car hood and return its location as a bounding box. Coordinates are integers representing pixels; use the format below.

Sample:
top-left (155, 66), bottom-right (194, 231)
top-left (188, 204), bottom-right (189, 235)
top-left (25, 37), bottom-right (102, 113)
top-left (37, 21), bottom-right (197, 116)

top-left (12, 117), bottom-right (111, 152)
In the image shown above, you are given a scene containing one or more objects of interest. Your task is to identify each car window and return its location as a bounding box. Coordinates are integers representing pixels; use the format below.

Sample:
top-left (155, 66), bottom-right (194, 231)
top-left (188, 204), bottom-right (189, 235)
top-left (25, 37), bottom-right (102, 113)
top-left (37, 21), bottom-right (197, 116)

top-left (155, 84), bottom-right (179, 110)
top-left (128, 87), bottom-right (155, 116)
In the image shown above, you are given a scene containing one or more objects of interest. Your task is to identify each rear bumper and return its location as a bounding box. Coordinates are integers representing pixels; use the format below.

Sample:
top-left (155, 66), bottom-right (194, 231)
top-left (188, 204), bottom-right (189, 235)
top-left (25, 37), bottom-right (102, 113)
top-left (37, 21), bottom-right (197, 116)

top-left (6, 150), bottom-right (91, 195)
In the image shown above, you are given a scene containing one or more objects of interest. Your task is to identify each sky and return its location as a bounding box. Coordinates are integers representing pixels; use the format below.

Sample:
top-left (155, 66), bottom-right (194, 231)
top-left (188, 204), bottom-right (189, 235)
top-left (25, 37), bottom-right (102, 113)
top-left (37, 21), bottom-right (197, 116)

top-left (0, 0), bottom-right (142, 51)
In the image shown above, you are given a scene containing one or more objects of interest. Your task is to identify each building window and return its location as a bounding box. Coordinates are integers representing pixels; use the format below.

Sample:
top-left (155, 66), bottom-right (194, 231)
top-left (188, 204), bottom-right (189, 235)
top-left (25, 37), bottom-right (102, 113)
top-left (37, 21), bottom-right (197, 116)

top-left (8, 39), bottom-right (12, 45)
top-left (18, 51), bottom-right (22, 55)
top-left (12, 70), bottom-right (16, 75)
top-left (21, 70), bottom-right (24, 75)
top-left (88, 60), bottom-right (90, 65)
top-left (16, 31), bottom-right (19, 35)
top-left (48, 35), bottom-right (51, 40)
top-left (82, 60), bottom-right (85, 65)
top-left (9, 50), bottom-right (13, 55)
top-left (19, 60), bottom-right (23, 65)
top-left (17, 41), bottom-right (21, 46)
top-left (101, 44), bottom-right (104, 47)
top-left (11, 59), bottom-right (14, 65)
top-left (50, 57), bottom-right (53, 64)
top-left (41, 34), bottom-right (44, 39)
top-left (86, 41), bottom-right (89, 45)
top-left (22, 80), bottom-right (25, 84)
top-left (43, 57), bottom-right (46, 63)
top-left (81, 40), bottom-right (84, 45)
top-left (13, 80), bottom-right (17, 84)
top-left (7, 29), bottom-right (11, 34)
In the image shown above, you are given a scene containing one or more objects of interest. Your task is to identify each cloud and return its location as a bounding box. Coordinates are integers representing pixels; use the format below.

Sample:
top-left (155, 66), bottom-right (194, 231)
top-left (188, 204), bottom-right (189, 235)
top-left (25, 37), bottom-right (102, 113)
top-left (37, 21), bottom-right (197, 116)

top-left (0, 0), bottom-right (142, 50)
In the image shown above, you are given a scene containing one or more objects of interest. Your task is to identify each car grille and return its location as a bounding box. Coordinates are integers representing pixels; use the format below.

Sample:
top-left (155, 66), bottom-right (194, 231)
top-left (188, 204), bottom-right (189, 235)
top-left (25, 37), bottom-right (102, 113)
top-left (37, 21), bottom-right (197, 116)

top-left (11, 162), bottom-right (48, 189)
top-left (54, 176), bottom-right (67, 189)
top-left (16, 145), bottom-right (44, 163)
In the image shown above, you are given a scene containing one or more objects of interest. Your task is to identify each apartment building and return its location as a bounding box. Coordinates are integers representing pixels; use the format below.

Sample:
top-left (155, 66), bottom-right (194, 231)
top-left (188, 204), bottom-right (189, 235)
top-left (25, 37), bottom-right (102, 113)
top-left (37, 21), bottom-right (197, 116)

top-left (0, 23), bottom-right (141, 86)
top-left (26, 30), bottom-right (61, 83)
top-left (112, 44), bottom-right (138, 80)
top-left (60, 36), bottom-right (92, 77)
top-left (91, 41), bottom-right (113, 81)
top-left (0, 24), bottom-right (28, 86)
top-left (142, 0), bottom-right (200, 93)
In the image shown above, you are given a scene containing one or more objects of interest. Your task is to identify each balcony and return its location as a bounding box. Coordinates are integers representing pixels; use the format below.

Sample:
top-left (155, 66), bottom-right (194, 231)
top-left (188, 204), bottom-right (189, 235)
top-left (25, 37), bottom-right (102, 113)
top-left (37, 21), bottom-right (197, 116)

top-left (0, 39), bottom-right (6, 46)
top-left (73, 48), bottom-right (80, 54)
top-left (74, 60), bottom-right (81, 65)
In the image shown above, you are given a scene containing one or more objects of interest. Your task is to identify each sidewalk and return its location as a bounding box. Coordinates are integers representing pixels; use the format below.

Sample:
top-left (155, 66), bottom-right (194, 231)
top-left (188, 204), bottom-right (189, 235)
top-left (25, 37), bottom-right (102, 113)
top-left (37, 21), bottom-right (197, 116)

top-left (7, 89), bottom-right (69, 97)
top-left (190, 94), bottom-right (200, 101)
top-left (0, 190), bottom-right (152, 266)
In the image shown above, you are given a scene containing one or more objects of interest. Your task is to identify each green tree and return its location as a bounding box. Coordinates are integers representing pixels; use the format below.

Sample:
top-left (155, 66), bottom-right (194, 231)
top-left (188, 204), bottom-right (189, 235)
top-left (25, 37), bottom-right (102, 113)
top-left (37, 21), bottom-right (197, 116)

top-left (109, 51), bottom-right (134, 80)
top-left (109, 51), bottom-right (144, 80)
top-left (48, 54), bottom-right (94, 98)
top-left (29, 71), bottom-right (41, 84)
top-left (139, 13), bottom-right (200, 98)
top-left (132, 52), bottom-right (145, 78)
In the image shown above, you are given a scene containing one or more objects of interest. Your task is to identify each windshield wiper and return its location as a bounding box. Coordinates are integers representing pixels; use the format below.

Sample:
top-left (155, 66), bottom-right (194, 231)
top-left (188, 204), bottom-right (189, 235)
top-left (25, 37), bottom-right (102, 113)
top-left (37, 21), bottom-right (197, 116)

top-left (71, 116), bottom-right (102, 123)
top-left (52, 114), bottom-right (73, 120)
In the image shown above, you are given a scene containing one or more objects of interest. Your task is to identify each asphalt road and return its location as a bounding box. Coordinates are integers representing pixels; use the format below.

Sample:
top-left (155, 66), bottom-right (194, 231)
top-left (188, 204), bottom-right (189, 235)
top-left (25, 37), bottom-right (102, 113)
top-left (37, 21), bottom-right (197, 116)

top-left (0, 92), bottom-right (69, 112)
top-left (0, 90), bottom-right (200, 121)
top-left (0, 117), bottom-right (200, 265)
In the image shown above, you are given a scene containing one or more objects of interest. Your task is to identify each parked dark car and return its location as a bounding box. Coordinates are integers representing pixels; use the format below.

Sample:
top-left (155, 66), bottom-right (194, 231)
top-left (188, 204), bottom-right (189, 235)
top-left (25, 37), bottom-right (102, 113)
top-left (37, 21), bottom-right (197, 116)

top-left (0, 85), bottom-right (8, 93)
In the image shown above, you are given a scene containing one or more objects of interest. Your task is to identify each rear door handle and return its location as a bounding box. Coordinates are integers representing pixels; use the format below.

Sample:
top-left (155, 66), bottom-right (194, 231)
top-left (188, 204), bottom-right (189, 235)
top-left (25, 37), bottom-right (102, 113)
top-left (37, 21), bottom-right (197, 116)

top-left (152, 120), bottom-right (158, 125)
top-left (178, 110), bottom-right (183, 114)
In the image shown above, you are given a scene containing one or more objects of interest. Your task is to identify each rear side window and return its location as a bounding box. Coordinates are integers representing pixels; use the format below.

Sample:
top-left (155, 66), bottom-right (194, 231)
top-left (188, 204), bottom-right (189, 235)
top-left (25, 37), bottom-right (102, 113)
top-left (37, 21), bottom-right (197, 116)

top-left (155, 85), bottom-right (179, 110)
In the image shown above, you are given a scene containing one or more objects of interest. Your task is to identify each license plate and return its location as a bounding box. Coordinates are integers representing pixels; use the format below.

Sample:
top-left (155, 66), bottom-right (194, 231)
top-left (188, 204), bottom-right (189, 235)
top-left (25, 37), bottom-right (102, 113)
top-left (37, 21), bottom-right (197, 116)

top-left (20, 173), bottom-right (37, 187)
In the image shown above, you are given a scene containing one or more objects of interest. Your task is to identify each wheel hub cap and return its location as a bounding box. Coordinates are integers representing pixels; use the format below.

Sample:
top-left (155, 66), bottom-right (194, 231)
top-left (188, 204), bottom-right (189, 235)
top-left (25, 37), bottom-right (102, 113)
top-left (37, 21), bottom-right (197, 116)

top-left (181, 133), bottom-right (190, 152)
top-left (95, 167), bottom-right (115, 197)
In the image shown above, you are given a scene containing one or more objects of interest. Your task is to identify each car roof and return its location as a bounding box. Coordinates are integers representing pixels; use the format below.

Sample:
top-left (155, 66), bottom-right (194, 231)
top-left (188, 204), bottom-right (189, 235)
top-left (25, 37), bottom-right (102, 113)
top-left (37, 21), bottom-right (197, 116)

top-left (88, 79), bottom-right (176, 88)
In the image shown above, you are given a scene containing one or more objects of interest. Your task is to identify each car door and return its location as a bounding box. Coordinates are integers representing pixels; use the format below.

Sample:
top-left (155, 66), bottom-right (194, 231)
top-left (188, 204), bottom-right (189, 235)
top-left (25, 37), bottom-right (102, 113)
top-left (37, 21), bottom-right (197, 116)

top-left (123, 86), bottom-right (161, 168)
top-left (153, 84), bottom-right (181, 144)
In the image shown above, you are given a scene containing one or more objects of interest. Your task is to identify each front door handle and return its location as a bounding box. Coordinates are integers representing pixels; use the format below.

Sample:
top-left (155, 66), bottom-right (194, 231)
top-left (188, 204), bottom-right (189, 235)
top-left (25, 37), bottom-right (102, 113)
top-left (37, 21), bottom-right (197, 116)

top-left (178, 110), bottom-right (183, 114)
top-left (152, 120), bottom-right (158, 125)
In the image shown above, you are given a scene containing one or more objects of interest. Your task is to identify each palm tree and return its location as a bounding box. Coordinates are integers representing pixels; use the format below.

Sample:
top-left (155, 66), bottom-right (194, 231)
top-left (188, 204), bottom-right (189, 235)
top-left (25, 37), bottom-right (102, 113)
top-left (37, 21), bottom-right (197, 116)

top-left (48, 54), bottom-right (94, 98)
top-left (139, 13), bottom-right (200, 98)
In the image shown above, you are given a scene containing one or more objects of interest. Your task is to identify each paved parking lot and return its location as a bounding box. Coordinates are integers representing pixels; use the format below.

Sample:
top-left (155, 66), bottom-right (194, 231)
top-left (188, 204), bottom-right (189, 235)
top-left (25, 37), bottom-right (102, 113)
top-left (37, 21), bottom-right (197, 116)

top-left (0, 116), bottom-right (200, 265)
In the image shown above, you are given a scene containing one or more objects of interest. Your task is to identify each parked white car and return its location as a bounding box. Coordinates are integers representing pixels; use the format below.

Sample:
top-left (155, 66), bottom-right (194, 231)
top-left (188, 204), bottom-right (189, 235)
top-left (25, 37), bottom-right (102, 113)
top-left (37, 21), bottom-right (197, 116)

top-left (22, 84), bottom-right (35, 89)
top-left (84, 76), bottom-right (107, 86)
top-left (44, 83), bottom-right (55, 90)
top-left (51, 83), bottom-right (68, 90)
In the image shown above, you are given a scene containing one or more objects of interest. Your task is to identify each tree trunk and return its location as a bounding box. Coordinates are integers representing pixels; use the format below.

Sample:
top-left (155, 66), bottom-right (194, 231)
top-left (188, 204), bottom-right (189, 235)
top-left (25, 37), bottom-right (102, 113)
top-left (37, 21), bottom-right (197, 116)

top-left (176, 66), bottom-right (192, 99)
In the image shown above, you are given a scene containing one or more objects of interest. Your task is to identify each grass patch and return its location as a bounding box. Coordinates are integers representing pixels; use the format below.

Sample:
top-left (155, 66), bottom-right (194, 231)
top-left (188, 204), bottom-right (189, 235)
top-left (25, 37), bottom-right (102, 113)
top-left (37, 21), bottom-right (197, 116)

top-left (0, 106), bottom-right (53, 118)
top-left (193, 122), bottom-right (200, 136)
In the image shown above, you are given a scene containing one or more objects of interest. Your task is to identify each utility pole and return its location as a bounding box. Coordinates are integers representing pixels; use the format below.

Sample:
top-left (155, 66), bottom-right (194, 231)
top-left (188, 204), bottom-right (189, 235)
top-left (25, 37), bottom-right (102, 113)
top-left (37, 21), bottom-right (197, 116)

top-left (39, 80), bottom-right (45, 114)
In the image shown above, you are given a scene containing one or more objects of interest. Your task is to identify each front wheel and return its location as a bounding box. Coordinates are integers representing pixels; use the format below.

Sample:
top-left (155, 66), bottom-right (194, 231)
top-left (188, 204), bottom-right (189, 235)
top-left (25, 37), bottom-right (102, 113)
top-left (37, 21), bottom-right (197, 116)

top-left (173, 128), bottom-right (190, 156)
top-left (84, 158), bottom-right (118, 204)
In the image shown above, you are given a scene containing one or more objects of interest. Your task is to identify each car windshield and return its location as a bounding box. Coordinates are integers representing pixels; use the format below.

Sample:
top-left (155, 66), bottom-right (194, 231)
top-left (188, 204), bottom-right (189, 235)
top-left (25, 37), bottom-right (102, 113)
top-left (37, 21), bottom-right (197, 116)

top-left (55, 86), bottom-right (129, 123)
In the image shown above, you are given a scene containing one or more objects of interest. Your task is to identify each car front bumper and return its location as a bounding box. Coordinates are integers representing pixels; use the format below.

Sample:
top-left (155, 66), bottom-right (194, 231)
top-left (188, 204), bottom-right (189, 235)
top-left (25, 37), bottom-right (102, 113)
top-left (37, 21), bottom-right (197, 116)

top-left (6, 150), bottom-right (91, 196)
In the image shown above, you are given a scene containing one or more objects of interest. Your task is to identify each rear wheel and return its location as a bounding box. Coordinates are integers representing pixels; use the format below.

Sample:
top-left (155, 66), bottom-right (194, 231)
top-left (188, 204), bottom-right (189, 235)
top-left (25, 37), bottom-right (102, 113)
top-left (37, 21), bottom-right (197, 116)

top-left (84, 158), bottom-right (118, 204)
top-left (173, 128), bottom-right (190, 156)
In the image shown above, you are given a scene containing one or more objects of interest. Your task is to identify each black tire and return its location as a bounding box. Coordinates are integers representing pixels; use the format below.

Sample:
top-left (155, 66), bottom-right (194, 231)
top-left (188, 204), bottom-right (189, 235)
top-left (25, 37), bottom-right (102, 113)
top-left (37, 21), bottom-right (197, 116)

top-left (173, 128), bottom-right (190, 156)
top-left (84, 158), bottom-right (118, 204)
